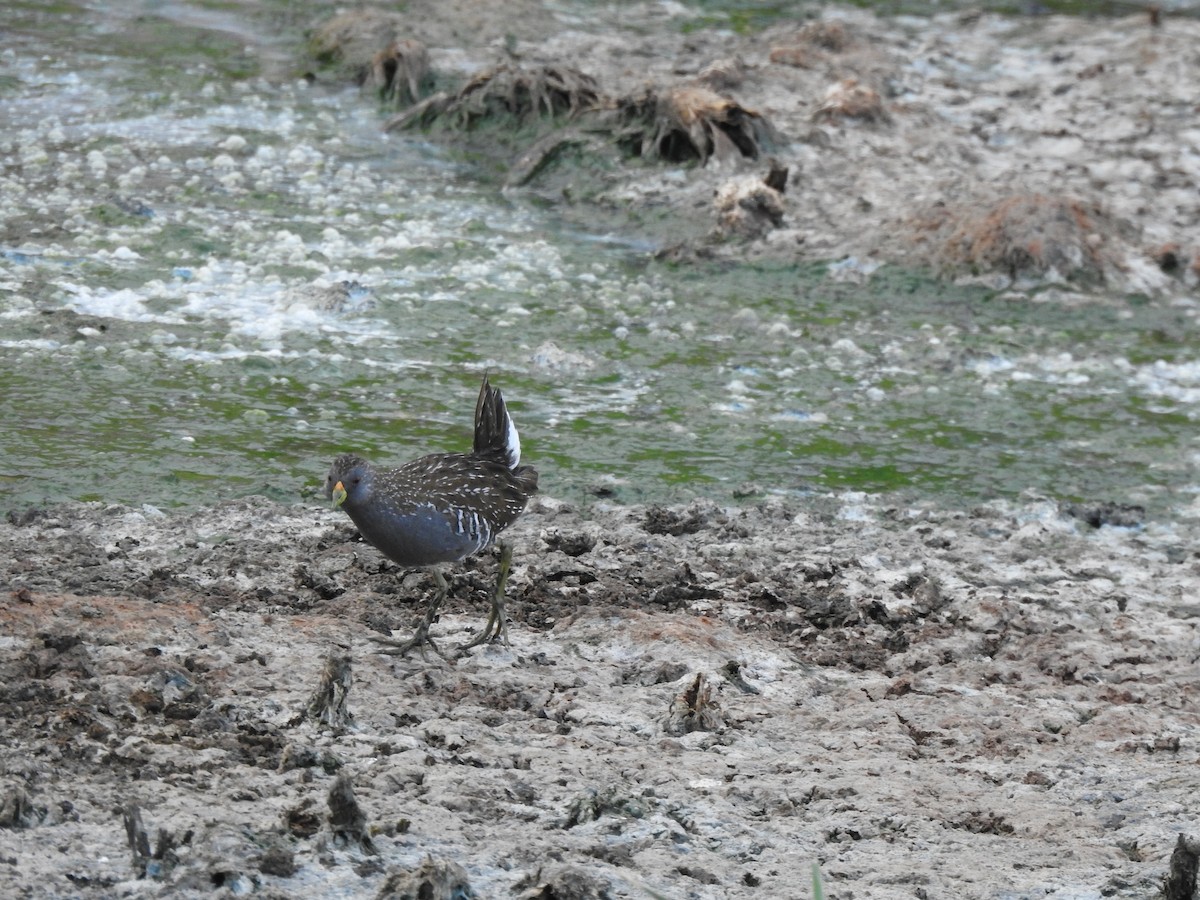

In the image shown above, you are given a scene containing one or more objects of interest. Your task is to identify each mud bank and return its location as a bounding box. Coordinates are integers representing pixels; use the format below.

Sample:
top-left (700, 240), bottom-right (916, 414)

top-left (1, 495), bottom-right (1197, 898)
top-left (308, 1), bottom-right (1200, 296)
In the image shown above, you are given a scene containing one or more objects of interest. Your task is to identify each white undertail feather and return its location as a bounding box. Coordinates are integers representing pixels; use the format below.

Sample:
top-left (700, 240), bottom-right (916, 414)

top-left (479, 376), bottom-right (522, 469)
top-left (505, 413), bottom-right (521, 469)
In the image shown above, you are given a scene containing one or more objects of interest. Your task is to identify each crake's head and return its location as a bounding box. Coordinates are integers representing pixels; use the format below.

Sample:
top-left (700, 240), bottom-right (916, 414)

top-left (325, 453), bottom-right (372, 509)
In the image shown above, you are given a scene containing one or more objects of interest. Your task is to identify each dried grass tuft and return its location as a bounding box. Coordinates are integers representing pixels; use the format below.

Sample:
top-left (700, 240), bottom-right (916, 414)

top-left (386, 64), bottom-right (601, 132)
top-left (910, 193), bottom-right (1122, 281)
top-left (612, 85), bottom-right (776, 165)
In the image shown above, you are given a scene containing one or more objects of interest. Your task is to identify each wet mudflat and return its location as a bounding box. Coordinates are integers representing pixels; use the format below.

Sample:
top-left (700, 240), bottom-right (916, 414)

top-left (1, 495), bottom-right (1196, 898)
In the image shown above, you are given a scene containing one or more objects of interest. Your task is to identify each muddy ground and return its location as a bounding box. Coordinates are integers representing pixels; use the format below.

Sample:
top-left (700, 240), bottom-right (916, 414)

top-left (307, 0), bottom-right (1200, 296)
top-left (1, 493), bottom-right (1197, 898)
top-left (3, 2), bottom-right (1200, 898)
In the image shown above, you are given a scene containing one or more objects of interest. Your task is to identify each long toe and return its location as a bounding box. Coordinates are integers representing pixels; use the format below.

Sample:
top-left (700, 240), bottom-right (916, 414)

top-left (373, 628), bottom-right (447, 660)
top-left (457, 609), bottom-right (498, 653)
top-left (374, 572), bottom-right (449, 659)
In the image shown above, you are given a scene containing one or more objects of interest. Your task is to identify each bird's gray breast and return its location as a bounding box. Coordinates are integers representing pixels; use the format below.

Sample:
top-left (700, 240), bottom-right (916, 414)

top-left (347, 500), bottom-right (489, 567)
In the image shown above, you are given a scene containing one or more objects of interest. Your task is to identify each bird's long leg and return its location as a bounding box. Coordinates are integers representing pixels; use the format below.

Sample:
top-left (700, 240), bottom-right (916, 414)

top-left (373, 568), bottom-right (448, 659)
top-left (458, 541), bottom-right (512, 652)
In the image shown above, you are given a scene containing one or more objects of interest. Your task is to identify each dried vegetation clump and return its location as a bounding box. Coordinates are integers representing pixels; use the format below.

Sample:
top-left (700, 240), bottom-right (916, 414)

top-left (769, 19), bottom-right (854, 68)
top-left (386, 64), bottom-right (602, 132)
top-left (387, 67), bottom-right (780, 182)
top-left (313, 9), bottom-right (779, 176)
top-left (610, 85), bottom-right (777, 165)
top-left (1150, 242), bottom-right (1200, 280)
top-left (812, 77), bottom-right (890, 124)
top-left (798, 19), bottom-right (853, 52)
top-left (694, 56), bottom-right (748, 92)
top-left (662, 673), bottom-right (725, 735)
top-left (376, 856), bottom-right (473, 898)
top-left (310, 11), bottom-right (430, 108)
top-left (910, 193), bottom-right (1124, 281)
top-left (363, 38), bottom-right (430, 108)
top-left (309, 9), bottom-right (410, 71)
top-left (713, 162), bottom-right (789, 239)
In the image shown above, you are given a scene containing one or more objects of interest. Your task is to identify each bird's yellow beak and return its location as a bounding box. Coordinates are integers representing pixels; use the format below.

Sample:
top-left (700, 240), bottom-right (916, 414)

top-left (331, 481), bottom-right (348, 508)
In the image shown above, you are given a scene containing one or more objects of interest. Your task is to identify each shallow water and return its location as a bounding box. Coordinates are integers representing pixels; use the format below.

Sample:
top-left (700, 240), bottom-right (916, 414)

top-left (2, 1), bottom-right (1198, 518)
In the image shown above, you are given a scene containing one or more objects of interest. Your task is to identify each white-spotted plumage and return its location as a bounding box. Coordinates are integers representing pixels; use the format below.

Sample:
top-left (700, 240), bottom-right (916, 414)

top-left (323, 375), bottom-right (538, 655)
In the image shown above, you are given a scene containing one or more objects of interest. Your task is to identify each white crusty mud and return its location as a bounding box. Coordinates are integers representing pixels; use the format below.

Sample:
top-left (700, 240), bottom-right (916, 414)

top-left (1, 494), bottom-right (1197, 898)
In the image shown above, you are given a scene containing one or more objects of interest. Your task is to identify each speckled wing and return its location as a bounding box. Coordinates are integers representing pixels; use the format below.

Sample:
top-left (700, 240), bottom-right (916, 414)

top-left (345, 453), bottom-right (534, 567)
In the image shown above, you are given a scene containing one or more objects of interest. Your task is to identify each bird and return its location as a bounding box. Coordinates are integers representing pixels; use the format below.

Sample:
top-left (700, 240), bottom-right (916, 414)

top-left (324, 375), bottom-right (538, 656)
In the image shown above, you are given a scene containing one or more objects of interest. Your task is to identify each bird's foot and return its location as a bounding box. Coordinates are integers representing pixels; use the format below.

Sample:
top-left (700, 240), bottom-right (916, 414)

top-left (373, 626), bottom-right (447, 660)
top-left (373, 578), bottom-right (448, 659)
top-left (455, 604), bottom-right (505, 653)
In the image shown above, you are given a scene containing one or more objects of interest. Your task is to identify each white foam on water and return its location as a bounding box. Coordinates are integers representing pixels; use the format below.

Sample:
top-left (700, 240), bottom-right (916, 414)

top-left (1132, 358), bottom-right (1200, 405)
top-left (0, 338), bottom-right (64, 351)
top-left (58, 282), bottom-right (181, 324)
top-left (963, 349), bottom-right (1200, 409)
